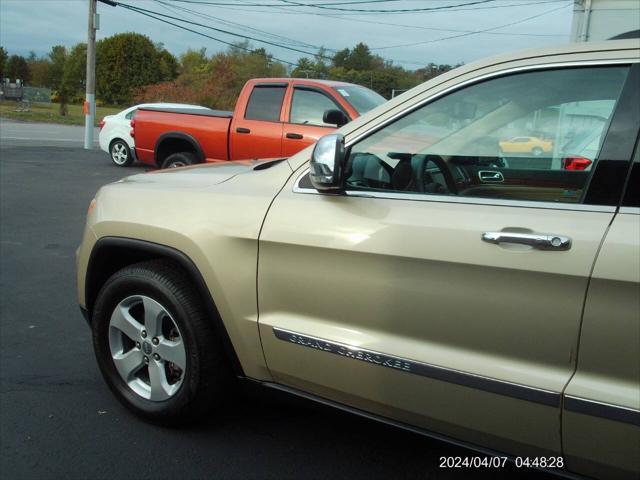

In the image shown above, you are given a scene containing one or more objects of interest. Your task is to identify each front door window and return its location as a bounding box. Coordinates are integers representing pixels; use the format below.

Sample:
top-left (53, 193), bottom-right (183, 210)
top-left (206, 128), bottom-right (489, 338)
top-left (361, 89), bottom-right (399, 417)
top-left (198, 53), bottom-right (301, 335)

top-left (345, 66), bottom-right (629, 204)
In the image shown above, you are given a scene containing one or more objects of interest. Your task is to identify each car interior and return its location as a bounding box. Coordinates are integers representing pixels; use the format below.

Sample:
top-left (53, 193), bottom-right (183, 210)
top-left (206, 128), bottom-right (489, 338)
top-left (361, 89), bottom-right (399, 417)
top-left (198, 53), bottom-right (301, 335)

top-left (342, 66), bottom-right (629, 204)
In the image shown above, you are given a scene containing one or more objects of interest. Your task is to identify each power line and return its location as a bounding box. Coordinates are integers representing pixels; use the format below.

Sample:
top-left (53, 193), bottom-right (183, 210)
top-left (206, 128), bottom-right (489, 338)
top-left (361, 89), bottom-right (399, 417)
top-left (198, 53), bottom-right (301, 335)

top-left (104, 0), bottom-right (442, 68)
top-left (170, 0), bottom-right (496, 11)
top-left (112, 2), bottom-right (301, 66)
top-left (103, 0), bottom-right (571, 69)
top-left (114, 1), bottom-right (335, 61)
top-left (278, 0), bottom-right (498, 13)
top-left (316, 9), bottom-right (568, 37)
top-left (168, 0), bottom-right (432, 6)
top-left (171, 0), bottom-right (567, 15)
top-left (159, 0), bottom-right (569, 51)
top-left (155, 0), bottom-right (454, 67)
top-left (284, 0), bottom-right (570, 16)
top-left (154, 0), bottom-right (334, 51)
top-left (370, 2), bottom-right (571, 49)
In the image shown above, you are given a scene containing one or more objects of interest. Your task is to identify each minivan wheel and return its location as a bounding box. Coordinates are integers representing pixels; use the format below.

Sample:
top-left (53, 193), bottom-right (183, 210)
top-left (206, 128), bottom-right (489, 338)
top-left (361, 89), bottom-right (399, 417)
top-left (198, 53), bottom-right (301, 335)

top-left (109, 139), bottom-right (133, 167)
top-left (92, 260), bottom-right (232, 424)
top-left (162, 152), bottom-right (197, 169)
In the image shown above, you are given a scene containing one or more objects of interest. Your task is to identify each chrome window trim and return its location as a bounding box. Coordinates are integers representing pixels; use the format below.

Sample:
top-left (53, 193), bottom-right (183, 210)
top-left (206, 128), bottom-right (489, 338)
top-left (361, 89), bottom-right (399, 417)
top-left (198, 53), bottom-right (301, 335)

top-left (293, 169), bottom-right (616, 213)
top-left (293, 59), bottom-right (635, 212)
top-left (619, 206), bottom-right (640, 215)
top-left (273, 327), bottom-right (560, 407)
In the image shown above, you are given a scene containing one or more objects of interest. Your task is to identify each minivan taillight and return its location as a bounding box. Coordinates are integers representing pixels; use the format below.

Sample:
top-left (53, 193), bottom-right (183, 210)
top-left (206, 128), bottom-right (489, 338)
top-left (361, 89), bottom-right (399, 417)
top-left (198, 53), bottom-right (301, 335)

top-left (562, 156), bottom-right (592, 171)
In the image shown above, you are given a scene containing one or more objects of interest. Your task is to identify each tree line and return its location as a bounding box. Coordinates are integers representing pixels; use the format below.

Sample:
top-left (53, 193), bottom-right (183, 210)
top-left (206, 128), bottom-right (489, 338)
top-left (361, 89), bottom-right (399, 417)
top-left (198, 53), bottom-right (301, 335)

top-left (0, 33), bottom-right (178, 108)
top-left (135, 40), bottom-right (459, 110)
top-left (1, 33), bottom-right (458, 111)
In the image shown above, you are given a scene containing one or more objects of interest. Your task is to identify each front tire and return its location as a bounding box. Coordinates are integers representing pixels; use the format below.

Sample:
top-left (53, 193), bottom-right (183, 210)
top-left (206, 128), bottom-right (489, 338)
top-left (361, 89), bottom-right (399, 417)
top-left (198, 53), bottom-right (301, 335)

top-left (531, 146), bottom-right (543, 157)
top-left (162, 152), bottom-right (197, 169)
top-left (109, 139), bottom-right (134, 167)
top-left (92, 260), bottom-right (232, 424)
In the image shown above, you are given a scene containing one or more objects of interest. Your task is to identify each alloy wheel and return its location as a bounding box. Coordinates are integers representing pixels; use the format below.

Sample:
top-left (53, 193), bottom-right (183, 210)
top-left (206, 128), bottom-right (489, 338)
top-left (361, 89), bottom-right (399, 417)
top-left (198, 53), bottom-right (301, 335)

top-left (111, 142), bottom-right (129, 165)
top-left (108, 295), bottom-right (186, 401)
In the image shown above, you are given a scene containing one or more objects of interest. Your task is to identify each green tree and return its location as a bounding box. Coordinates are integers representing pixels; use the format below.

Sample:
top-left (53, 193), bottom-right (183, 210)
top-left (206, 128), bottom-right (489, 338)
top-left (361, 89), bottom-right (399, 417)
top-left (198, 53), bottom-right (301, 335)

top-left (332, 43), bottom-right (375, 72)
top-left (332, 48), bottom-right (350, 69)
top-left (47, 45), bottom-right (67, 90)
top-left (291, 57), bottom-right (314, 78)
top-left (6, 55), bottom-right (30, 82)
top-left (96, 33), bottom-right (163, 104)
top-left (347, 42), bottom-right (374, 71)
top-left (157, 49), bottom-right (179, 81)
top-left (313, 47), bottom-right (330, 79)
top-left (61, 43), bottom-right (87, 101)
top-left (135, 42), bottom-right (288, 111)
top-left (27, 56), bottom-right (51, 87)
top-left (0, 47), bottom-right (7, 79)
top-left (230, 44), bottom-right (286, 90)
top-left (291, 47), bottom-right (330, 79)
top-left (179, 47), bottom-right (209, 75)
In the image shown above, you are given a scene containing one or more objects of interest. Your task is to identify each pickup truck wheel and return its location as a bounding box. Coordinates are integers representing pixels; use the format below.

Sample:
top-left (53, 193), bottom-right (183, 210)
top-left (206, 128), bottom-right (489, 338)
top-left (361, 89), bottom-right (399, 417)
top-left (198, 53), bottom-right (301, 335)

top-left (162, 152), bottom-right (197, 169)
top-left (92, 260), bottom-right (232, 424)
top-left (109, 139), bottom-right (133, 167)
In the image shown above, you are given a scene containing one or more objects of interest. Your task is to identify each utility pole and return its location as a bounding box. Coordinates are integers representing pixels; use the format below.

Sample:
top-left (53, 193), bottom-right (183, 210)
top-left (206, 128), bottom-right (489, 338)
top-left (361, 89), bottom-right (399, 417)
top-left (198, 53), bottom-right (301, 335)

top-left (84, 0), bottom-right (97, 149)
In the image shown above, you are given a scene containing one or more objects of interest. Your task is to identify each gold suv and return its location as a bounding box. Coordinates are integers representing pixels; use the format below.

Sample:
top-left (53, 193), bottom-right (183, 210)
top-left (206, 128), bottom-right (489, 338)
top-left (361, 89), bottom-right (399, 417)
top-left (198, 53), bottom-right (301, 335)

top-left (77, 40), bottom-right (639, 480)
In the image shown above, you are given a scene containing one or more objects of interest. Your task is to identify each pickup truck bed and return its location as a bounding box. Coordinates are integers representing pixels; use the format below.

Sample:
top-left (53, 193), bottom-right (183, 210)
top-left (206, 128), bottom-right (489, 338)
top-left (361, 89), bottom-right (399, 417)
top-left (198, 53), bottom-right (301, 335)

top-left (134, 108), bottom-right (234, 165)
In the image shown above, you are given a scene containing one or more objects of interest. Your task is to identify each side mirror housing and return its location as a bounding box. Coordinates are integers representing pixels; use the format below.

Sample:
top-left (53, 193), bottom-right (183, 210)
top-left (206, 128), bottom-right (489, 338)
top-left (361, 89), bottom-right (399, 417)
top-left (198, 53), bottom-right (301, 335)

top-left (323, 109), bottom-right (349, 127)
top-left (309, 133), bottom-right (345, 192)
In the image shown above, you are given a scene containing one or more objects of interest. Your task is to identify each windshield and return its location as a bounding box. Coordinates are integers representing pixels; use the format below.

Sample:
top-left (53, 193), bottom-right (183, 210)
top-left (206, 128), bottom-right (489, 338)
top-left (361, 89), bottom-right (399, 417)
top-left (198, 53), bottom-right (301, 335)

top-left (332, 85), bottom-right (386, 114)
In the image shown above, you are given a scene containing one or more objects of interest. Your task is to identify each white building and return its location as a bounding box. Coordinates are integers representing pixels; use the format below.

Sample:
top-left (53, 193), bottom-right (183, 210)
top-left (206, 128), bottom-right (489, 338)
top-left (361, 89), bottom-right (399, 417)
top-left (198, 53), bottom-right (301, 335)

top-left (571, 0), bottom-right (640, 41)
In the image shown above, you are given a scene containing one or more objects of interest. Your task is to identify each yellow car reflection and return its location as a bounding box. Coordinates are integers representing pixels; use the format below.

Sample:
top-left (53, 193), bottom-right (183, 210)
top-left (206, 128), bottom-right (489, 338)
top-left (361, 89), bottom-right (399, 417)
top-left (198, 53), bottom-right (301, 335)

top-left (499, 136), bottom-right (553, 156)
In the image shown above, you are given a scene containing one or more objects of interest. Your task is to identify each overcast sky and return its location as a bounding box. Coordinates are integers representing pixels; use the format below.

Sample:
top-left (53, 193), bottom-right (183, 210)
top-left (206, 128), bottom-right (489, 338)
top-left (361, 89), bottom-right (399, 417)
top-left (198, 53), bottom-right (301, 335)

top-left (0, 0), bottom-right (575, 69)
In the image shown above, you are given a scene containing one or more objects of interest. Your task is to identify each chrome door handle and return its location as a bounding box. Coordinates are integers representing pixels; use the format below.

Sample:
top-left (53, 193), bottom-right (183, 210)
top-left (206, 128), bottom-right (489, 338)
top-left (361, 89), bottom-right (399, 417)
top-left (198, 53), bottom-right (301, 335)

top-left (482, 232), bottom-right (571, 250)
top-left (478, 170), bottom-right (504, 183)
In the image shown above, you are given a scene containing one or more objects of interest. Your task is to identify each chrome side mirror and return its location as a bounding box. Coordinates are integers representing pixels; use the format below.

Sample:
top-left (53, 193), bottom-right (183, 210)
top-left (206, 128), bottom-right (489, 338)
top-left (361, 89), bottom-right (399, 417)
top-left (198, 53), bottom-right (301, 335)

top-left (309, 133), bottom-right (345, 192)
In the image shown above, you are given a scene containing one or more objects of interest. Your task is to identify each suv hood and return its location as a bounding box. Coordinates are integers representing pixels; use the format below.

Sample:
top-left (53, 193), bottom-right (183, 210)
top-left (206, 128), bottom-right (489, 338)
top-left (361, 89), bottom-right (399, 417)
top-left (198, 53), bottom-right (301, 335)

top-left (119, 158), bottom-right (287, 188)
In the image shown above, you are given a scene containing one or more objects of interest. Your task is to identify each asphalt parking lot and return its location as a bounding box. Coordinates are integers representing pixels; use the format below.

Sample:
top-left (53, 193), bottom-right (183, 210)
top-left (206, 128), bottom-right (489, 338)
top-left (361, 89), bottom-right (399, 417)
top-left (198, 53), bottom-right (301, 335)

top-left (0, 127), bottom-right (552, 480)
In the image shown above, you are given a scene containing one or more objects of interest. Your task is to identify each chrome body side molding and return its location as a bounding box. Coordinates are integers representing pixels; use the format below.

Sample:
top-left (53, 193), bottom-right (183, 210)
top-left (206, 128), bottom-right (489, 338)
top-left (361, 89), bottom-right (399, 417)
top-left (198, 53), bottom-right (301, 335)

top-left (273, 327), bottom-right (640, 426)
top-left (273, 327), bottom-right (560, 407)
top-left (564, 396), bottom-right (640, 426)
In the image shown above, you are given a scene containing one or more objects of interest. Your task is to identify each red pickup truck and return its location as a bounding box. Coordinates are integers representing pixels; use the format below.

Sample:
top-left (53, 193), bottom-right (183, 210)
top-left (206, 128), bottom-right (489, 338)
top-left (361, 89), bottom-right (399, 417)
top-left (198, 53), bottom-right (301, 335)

top-left (132, 78), bottom-right (386, 168)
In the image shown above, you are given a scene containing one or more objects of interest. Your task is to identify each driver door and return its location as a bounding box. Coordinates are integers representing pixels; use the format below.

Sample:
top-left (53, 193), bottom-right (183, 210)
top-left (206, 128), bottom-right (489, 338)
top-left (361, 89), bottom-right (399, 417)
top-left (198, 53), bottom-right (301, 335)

top-left (281, 86), bottom-right (349, 157)
top-left (258, 63), bottom-right (633, 457)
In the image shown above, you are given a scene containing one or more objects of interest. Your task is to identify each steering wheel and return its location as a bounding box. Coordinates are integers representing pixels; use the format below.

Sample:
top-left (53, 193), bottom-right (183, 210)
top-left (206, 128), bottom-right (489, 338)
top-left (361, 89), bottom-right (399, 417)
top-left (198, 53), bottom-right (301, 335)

top-left (416, 154), bottom-right (458, 195)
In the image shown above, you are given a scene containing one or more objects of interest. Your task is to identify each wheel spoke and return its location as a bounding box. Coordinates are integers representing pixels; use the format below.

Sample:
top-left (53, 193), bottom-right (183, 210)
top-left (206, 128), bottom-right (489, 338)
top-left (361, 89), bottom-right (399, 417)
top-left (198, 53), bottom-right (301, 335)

top-left (148, 359), bottom-right (171, 401)
top-left (143, 297), bottom-right (164, 337)
top-left (112, 349), bottom-right (144, 381)
top-left (110, 305), bottom-right (143, 341)
top-left (156, 339), bottom-right (186, 370)
top-left (109, 295), bottom-right (185, 402)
